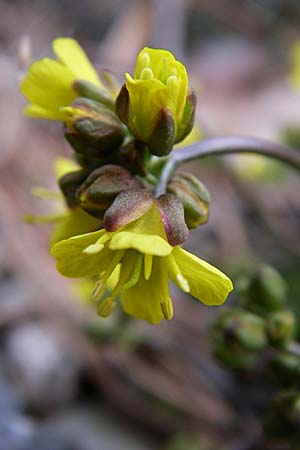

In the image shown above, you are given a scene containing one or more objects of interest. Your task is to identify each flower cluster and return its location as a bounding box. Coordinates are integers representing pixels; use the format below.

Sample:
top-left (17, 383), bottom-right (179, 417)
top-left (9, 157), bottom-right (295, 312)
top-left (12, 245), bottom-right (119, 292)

top-left (21, 38), bottom-right (233, 323)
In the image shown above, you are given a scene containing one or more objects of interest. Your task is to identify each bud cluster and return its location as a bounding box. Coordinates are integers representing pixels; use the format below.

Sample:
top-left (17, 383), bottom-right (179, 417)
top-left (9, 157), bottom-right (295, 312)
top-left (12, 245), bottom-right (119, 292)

top-left (20, 38), bottom-right (233, 325)
top-left (212, 265), bottom-right (300, 447)
top-left (41, 46), bottom-right (209, 239)
top-left (212, 265), bottom-right (295, 370)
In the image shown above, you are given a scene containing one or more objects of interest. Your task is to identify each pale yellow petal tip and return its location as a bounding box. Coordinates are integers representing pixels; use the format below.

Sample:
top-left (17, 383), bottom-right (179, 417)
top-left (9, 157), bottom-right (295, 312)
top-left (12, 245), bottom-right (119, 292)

top-left (52, 37), bottom-right (78, 51)
top-left (83, 243), bottom-right (104, 254)
top-left (176, 273), bottom-right (190, 293)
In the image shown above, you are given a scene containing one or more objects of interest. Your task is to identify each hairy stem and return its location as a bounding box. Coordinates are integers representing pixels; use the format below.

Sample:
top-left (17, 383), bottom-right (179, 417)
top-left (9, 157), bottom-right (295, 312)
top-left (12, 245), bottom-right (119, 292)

top-left (156, 136), bottom-right (300, 195)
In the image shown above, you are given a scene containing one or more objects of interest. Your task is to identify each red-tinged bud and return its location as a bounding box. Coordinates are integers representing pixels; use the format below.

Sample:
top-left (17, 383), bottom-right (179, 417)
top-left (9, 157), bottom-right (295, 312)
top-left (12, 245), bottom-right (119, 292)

top-left (62, 98), bottom-right (125, 158)
top-left (58, 169), bottom-right (89, 208)
top-left (76, 164), bottom-right (142, 218)
top-left (167, 172), bottom-right (210, 229)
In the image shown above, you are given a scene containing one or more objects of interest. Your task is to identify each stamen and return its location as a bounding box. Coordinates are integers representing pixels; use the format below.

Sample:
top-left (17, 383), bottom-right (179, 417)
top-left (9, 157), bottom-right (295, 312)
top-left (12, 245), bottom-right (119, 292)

top-left (140, 52), bottom-right (150, 68)
top-left (90, 279), bottom-right (104, 302)
top-left (161, 297), bottom-right (174, 320)
top-left (167, 255), bottom-right (190, 293)
top-left (122, 253), bottom-right (143, 290)
top-left (144, 254), bottom-right (153, 280)
top-left (97, 297), bottom-right (116, 318)
top-left (90, 250), bottom-right (125, 303)
top-left (166, 75), bottom-right (178, 88)
top-left (140, 67), bottom-right (154, 80)
top-left (31, 186), bottom-right (63, 200)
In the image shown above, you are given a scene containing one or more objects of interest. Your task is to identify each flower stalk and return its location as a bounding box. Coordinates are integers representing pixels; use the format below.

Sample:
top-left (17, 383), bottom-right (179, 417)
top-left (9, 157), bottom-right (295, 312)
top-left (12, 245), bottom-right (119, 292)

top-left (156, 135), bottom-right (300, 195)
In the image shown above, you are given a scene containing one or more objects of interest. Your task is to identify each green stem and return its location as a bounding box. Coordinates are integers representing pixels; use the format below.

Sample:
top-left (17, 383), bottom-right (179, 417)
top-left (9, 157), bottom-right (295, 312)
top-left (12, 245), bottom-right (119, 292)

top-left (155, 136), bottom-right (300, 195)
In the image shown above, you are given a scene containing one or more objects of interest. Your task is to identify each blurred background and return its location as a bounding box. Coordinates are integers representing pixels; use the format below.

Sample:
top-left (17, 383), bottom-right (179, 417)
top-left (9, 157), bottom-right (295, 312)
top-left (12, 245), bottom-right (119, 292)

top-left (1, 0), bottom-right (300, 449)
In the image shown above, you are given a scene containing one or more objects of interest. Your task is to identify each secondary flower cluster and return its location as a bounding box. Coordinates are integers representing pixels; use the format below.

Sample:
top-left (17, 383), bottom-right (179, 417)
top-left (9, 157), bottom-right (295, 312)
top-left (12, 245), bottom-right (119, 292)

top-left (21, 38), bottom-right (233, 323)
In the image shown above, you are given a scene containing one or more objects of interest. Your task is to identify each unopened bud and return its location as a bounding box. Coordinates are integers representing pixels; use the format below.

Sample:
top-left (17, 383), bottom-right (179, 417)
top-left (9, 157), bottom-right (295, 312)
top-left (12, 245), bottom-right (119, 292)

top-left (167, 172), bottom-right (210, 229)
top-left (245, 265), bottom-right (287, 315)
top-left (175, 87), bottom-right (197, 144)
top-left (267, 310), bottom-right (296, 347)
top-left (73, 151), bottom-right (111, 171)
top-left (116, 140), bottom-right (147, 176)
top-left (77, 164), bottom-right (142, 218)
top-left (212, 308), bottom-right (267, 369)
top-left (58, 169), bottom-right (89, 208)
top-left (270, 351), bottom-right (300, 384)
top-left (63, 98), bottom-right (125, 158)
top-left (275, 390), bottom-right (300, 428)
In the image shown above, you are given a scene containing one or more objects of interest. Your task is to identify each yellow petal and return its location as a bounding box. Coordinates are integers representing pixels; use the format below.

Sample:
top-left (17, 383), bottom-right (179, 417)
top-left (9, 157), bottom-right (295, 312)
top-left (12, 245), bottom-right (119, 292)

top-left (50, 208), bottom-right (101, 245)
top-left (20, 58), bottom-right (76, 115)
top-left (50, 230), bottom-right (113, 277)
top-left (53, 38), bottom-right (102, 88)
top-left (171, 247), bottom-right (233, 305)
top-left (134, 47), bottom-right (175, 79)
top-left (125, 74), bottom-right (166, 140)
top-left (23, 104), bottom-right (65, 120)
top-left (53, 157), bottom-right (80, 180)
top-left (120, 256), bottom-right (167, 324)
top-left (108, 231), bottom-right (172, 256)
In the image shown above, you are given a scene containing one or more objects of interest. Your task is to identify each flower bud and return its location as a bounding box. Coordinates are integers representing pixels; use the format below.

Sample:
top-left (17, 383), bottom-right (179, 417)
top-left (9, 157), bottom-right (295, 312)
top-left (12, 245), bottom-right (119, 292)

top-left (116, 47), bottom-right (196, 156)
top-left (167, 172), bottom-right (210, 229)
top-left (245, 265), bottom-right (287, 315)
top-left (62, 97), bottom-right (125, 158)
top-left (270, 351), bottom-right (300, 385)
top-left (267, 310), bottom-right (296, 348)
top-left (76, 164), bottom-right (142, 218)
top-left (212, 308), bottom-right (267, 369)
top-left (73, 151), bottom-right (111, 171)
top-left (58, 169), bottom-right (89, 208)
top-left (275, 390), bottom-right (300, 428)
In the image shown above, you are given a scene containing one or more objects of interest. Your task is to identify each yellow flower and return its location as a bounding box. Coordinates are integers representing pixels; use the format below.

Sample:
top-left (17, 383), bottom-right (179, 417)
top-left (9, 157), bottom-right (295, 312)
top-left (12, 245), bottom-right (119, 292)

top-left (20, 38), bottom-right (107, 120)
top-left (51, 203), bottom-right (233, 324)
top-left (116, 47), bottom-right (196, 155)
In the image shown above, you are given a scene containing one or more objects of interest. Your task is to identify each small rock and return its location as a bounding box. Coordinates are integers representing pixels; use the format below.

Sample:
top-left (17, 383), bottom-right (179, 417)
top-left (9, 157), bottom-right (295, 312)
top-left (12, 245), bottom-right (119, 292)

top-left (4, 323), bottom-right (80, 412)
top-left (0, 413), bottom-right (35, 450)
